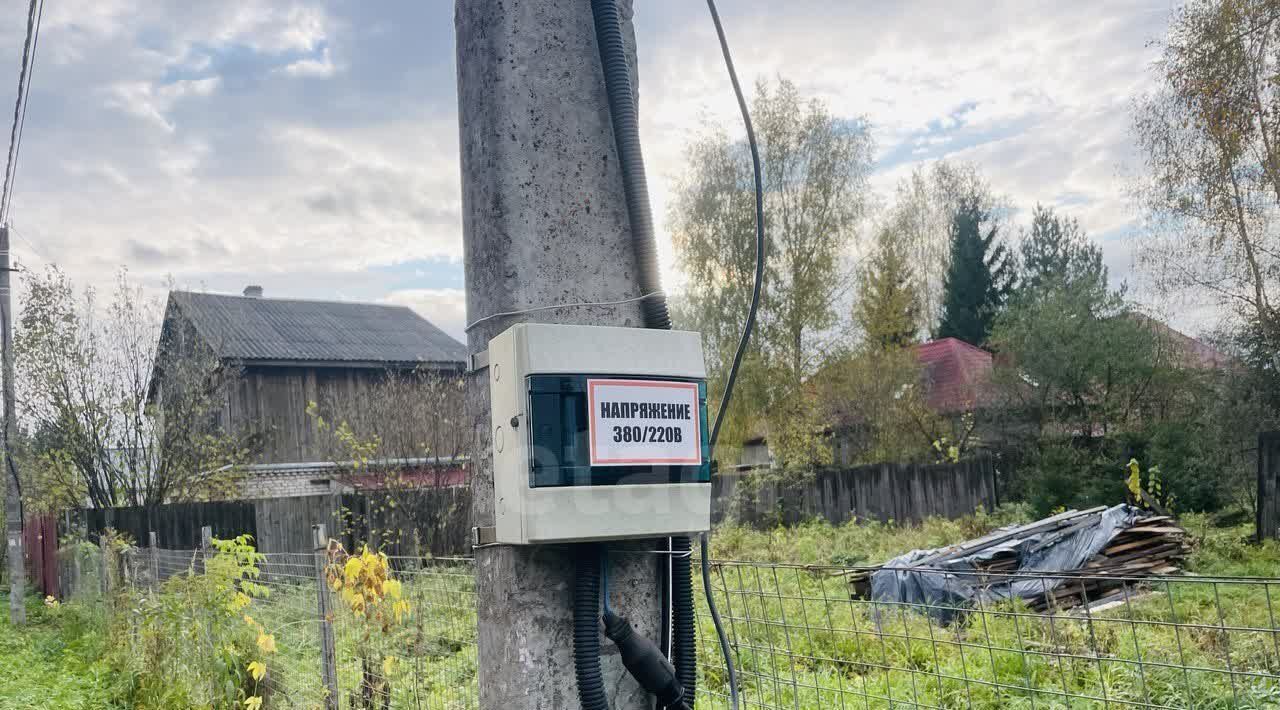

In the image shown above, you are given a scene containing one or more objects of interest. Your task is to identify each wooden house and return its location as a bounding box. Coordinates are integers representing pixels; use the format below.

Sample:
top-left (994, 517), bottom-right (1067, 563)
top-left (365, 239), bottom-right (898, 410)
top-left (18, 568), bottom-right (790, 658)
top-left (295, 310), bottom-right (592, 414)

top-left (150, 286), bottom-right (467, 498)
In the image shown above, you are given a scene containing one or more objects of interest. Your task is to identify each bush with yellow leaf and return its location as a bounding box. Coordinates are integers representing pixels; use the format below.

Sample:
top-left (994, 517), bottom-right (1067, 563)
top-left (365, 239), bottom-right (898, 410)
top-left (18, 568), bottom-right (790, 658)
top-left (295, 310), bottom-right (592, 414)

top-left (325, 543), bottom-right (411, 709)
top-left (112, 534), bottom-right (276, 709)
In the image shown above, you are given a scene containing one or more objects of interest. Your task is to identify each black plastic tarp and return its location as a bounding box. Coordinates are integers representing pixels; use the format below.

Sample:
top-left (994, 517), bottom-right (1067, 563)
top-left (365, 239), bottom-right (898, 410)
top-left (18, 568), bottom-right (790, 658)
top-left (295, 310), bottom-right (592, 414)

top-left (869, 504), bottom-right (1142, 622)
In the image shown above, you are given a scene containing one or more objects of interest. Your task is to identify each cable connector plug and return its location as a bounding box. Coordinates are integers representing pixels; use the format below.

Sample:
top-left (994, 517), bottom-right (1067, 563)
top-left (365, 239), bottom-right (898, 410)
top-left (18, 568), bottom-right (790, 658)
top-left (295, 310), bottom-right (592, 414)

top-left (603, 610), bottom-right (687, 709)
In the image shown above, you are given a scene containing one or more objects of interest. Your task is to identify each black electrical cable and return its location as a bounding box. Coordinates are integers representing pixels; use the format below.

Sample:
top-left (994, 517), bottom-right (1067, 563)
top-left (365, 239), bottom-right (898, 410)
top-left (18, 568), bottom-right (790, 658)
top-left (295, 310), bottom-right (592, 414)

top-left (700, 1), bottom-right (764, 708)
top-left (705, 0), bottom-right (764, 455)
top-left (658, 536), bottom-right (671, 662)
top-left (1, 0), bottom-right (42, 225)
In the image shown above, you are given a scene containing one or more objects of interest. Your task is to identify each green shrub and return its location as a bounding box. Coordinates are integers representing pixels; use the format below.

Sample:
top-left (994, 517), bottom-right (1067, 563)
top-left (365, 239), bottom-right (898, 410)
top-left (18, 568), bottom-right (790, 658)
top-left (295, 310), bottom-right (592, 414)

top-left (109, 534), bottom-right (271, 709)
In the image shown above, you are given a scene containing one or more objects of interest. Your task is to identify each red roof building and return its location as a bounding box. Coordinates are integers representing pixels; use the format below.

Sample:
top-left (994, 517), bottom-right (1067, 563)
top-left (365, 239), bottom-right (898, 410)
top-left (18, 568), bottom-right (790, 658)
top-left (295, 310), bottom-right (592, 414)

top-left (914, 338), bottom-right (995, 415)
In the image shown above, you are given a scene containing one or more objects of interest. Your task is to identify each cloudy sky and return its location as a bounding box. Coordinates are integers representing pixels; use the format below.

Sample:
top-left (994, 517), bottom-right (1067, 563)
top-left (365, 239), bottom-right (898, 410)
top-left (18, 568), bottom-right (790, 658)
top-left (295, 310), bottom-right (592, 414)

top-left (0, 1), bottom-right (1180, 343)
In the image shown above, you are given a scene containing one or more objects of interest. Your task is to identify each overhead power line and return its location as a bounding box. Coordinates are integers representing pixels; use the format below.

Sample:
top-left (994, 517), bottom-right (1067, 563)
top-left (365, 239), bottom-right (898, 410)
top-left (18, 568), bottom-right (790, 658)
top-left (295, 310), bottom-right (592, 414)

top-left (7, 222), bottom-right (49, 266)
top-left (1, 0), bottom-right (44, 226)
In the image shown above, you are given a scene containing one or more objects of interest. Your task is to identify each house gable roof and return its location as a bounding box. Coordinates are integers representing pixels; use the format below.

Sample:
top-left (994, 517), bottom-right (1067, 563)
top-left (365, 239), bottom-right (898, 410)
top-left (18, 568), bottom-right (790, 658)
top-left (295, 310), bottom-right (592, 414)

top-left (166, 291), bottom-right (466, 366)
top-left (1129, 313), bottom-right (1235, 370)
top-left (914, 337), bottom-right (994, 414)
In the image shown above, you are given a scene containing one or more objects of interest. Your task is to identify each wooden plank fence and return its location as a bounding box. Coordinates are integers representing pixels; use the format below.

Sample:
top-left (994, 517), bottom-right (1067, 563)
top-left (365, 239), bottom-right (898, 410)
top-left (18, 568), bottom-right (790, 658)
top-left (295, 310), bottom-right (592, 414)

top-left (713, 455), bottom-right (999, 527)
top-left (1258, 431), bottom-right (1280, 540)
top-left (84, 500), bottom-right (258, 549)
top-left (76, 488), bottom-right (469, 557)
top-left (69, 457), bottom-right (1001, 557)
top-left (339, 487), bottom-right (471, 558)
top-left (254, 495), bottom-right (340, 555)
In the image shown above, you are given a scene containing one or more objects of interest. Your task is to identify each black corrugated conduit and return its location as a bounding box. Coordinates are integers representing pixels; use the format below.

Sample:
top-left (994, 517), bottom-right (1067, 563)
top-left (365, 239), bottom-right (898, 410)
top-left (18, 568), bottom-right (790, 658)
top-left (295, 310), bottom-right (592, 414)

top-left (589, 0), bottom-right (671, 331)
top-left (581, 1), bottom-right (755, 709)
top-left (575, 547), bottom-right (610, 710)
top-left (669, 536), bottom-right (697, 707)
top-left (587, 1), bottom-right (693, 708)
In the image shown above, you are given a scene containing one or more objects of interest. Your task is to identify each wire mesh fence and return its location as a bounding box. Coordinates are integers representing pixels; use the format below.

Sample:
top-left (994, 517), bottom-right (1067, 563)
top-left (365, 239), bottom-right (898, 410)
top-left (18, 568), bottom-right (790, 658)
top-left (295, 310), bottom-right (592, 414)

top-left (55, 542), bottom-right (1280, 709)
top-left (694, 561), bottom-right (1280, 709)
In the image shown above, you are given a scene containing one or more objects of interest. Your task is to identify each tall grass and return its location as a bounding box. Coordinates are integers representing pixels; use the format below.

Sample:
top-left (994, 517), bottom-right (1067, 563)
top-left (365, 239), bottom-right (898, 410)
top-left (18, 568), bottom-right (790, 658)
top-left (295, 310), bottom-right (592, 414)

top-left (8, 507), bottom-right (1279, 709)
top-left (693, 508), bottom-right (1280, 709)
top-left (0, 595), bottom-right (124, 709)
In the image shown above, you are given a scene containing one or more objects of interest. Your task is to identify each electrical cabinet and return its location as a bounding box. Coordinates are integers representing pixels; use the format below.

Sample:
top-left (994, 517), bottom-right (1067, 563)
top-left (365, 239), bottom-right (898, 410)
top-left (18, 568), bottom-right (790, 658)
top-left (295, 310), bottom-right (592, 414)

top-left (487, 323), bottom-right (712, 544)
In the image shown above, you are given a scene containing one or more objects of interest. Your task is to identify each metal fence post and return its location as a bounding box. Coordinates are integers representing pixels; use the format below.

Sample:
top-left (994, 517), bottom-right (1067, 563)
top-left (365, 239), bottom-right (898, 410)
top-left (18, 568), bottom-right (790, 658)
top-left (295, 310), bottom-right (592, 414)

top-left (313, 523), bottom-right (339, 710)
top-left (149, 531), bottom-right (159, 589)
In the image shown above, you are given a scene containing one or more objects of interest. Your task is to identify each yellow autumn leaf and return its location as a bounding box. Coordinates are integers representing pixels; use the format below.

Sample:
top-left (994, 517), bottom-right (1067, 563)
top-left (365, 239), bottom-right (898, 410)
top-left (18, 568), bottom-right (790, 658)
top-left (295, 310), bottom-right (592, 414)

top-left (243, 614), bottom-right (256, 628)
top-left (393, 599), bottom-right (411, 622)
top-left (231, 592), bottom-right (252, 611)
top-left (244, 696), bottom-right (263, 710)
top-left (344, 556), bottom-right (364, 582)
top-left (382, 656), bottom-right (398, 676)
top-left (256, 632), bottom-right (277, 654)
top-left (383, 579), bottom-right (402, 599)
top-left (247, 660), bottom-right (267, 682)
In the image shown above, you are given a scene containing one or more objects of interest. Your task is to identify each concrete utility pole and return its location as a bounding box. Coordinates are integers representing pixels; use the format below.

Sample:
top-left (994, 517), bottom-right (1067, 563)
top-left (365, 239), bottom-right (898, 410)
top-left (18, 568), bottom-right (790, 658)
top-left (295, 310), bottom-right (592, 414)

top-left (456, 1), bottom-right (659, 707)
top-left (2, 225), bottom-right (25, 624)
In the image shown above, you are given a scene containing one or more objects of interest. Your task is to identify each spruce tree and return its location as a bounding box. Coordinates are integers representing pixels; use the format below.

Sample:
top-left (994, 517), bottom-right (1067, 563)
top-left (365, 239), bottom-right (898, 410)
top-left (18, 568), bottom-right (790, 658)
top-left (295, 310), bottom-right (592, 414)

top-left (855, 224), bottom-right (921, 349)
top-left (937, 197), bottom-right (1012, 346)
top-left (1018, 204), bottom-right (1106, 296)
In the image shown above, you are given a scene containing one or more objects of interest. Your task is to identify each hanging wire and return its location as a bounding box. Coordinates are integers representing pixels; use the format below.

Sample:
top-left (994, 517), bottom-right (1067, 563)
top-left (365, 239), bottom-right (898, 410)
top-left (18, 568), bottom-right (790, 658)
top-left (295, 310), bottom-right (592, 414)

top-left (1, 0), bottom-right (44, 225)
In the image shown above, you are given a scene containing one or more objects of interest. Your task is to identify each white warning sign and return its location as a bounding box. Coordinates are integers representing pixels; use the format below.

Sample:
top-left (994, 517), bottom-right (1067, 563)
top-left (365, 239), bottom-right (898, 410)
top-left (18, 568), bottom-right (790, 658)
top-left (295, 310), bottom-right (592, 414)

top-left (587, 379), bottom-right (702, 467)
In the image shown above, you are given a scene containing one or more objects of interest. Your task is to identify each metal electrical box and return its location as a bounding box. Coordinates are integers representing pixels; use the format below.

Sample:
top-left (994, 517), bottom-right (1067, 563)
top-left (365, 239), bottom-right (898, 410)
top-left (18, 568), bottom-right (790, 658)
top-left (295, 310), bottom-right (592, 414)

top-left (487, 323), bottom-right (712, 544)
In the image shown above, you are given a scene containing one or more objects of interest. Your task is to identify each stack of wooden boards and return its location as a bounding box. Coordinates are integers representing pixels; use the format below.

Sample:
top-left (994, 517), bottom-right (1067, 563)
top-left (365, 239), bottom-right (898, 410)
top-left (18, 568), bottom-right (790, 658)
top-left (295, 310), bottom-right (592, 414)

top-left (846, 506), bottom-right (1191, 612)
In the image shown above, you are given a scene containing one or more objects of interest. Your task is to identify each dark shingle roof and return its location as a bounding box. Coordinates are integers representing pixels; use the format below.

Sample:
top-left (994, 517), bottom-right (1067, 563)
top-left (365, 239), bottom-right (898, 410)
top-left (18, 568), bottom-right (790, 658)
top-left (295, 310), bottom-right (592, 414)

top-left (168, 291), bottom-right (465, 366)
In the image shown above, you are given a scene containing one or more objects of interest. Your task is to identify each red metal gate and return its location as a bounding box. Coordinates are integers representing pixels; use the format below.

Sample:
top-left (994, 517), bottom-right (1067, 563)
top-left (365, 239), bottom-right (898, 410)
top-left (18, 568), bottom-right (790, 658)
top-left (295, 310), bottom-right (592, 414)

top-left (21, 514), bottom-right (58, 598)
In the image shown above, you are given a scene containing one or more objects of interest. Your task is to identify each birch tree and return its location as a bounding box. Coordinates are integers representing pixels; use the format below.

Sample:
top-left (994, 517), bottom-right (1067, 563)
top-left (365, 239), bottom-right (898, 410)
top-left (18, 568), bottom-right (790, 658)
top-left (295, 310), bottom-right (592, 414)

top-left (16, 268), bottom-right (251, 509)
top-left (1134, 0), bottom-right (1280, 358)
top-left (885, 161), bottom-right (998, 336)
top-left (671, 77), bottom-right (873, 463)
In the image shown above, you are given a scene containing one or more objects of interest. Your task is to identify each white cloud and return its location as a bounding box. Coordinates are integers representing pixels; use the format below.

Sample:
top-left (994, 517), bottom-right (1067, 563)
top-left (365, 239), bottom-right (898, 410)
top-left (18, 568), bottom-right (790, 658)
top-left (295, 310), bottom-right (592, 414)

top-left (207, 4), bottom-right (330, 55)
top-left (100, 76), bottom-right (222, 133)
top-left (635, 0), bottom-right (1170, 298)
top-left (281, 46), bottom-right (338, 78)
top-left (0, 1), bottom-right (1182, 335)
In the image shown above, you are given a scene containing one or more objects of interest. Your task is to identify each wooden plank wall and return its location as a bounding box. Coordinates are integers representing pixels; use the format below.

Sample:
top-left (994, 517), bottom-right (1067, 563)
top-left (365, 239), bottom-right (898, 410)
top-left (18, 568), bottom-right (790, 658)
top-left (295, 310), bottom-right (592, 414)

top-left (712, 455), bottom-right (999, 527)
top-left (223, 365), bottom-right (377, 464)
top-left (21, 514), bottom-right (59, 597)
top-left (1258, 431), bottom-right (1280, 540)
